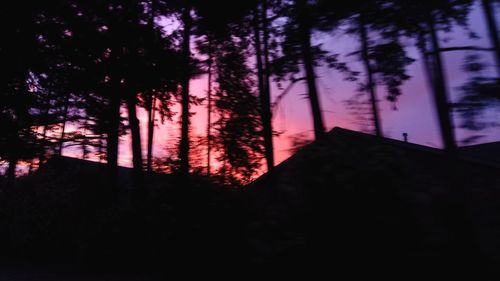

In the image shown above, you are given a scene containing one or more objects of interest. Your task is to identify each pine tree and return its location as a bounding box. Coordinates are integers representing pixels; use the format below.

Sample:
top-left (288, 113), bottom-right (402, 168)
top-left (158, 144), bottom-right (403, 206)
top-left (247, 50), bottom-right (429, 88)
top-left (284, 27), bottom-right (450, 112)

top-left (212, 39), bottom-right (264, 184)
top-left (387, 0), bottom-right (474, 152)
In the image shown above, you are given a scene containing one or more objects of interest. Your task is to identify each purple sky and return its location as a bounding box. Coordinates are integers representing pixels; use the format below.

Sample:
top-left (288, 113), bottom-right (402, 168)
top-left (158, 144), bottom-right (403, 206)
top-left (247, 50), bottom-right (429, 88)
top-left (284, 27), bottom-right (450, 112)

top-left (62, 2), bottom-right (499, 173)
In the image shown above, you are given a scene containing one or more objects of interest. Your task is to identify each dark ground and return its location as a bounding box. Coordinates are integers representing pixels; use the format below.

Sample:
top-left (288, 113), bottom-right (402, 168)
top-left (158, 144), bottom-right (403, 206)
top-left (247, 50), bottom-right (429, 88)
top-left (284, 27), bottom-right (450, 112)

top-left (1, 131), bottom-right (500, 280)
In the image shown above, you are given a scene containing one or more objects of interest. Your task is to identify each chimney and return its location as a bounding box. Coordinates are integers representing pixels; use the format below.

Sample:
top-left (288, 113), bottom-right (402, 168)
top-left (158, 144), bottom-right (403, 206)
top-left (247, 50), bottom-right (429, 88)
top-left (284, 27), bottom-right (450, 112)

top-left (403, 133), bottom-right (408, 143)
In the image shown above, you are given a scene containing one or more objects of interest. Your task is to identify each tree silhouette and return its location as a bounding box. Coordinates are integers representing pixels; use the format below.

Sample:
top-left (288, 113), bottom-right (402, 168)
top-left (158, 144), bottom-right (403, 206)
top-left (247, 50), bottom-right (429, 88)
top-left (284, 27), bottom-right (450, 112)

top-left (0, 2), bottom-right (50, 178)
top-left (212, 39), bottom-right (264, 185)
top-left (481, 0), bottom-right (500, 76)
top-left (295, 0), bottom-right (326, 139)
top-left (383, 0), bottom-right (475, 152)
top-left (253, 0), bottom-right (276, 171)
top-left (1, 0), bottom-right (498, 182)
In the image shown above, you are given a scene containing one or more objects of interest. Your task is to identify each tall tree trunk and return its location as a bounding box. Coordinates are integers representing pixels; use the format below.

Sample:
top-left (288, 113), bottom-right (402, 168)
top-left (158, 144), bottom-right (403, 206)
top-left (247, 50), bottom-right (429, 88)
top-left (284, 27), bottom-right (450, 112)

top-left (7, 155), bottom-right (17, 180)
top-left (126, 92), bottom-right (143, 185)
top-left (253, 4), bottom-right (274, 172)
top-left (106, 86), bottom-right (121, 185)
top-left (82, 118), bottom-right (90, 159)
top-left (179, 6), bottom-right (192, 176)
top-left (40, 125), bottom-right (48, 162)
top-left (482, 0), bottom-right (500, 76)
top-left (359, 17), bottom-right (383, 137)
top-left (58, 94), bottom-right (70, 155)
top-left (261, 0), bottom-right (275, 170)
top-left (297, 0), bottom-right (325, 140)
top-left (428, 17), bottom-right (457, 153)
top-left (418, 33), bottom-right (436, 89)
top-left (146, 0), bottom-right (157, 173)
top-left (28, 159), bottom-right (34, 175)
top-left (206, 42), bottom-right (213, 177)
top-left (98, 138), bottom-right (104, 163)
top-left (146, 93), bottom-right (156, 173)
top-left (39, 107), bottom-right (50, 163)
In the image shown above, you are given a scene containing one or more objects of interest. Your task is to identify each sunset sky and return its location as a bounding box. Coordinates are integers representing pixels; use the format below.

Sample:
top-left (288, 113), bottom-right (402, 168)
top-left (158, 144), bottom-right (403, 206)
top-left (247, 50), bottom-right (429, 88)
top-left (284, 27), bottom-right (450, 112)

top-left (62, 2), bottom-right (500, 174)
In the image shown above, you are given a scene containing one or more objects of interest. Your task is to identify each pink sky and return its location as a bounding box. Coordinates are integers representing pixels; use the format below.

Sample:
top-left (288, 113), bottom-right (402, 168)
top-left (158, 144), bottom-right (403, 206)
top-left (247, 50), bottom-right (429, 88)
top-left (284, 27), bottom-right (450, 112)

top-left (62, 3), bottom-right (500, 175)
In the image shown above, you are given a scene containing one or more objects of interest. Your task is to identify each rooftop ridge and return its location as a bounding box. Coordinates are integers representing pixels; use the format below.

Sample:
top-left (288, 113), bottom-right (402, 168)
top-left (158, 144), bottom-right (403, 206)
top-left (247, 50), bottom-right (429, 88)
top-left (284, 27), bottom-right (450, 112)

top-left (247, 127), bottom-right (500, 188)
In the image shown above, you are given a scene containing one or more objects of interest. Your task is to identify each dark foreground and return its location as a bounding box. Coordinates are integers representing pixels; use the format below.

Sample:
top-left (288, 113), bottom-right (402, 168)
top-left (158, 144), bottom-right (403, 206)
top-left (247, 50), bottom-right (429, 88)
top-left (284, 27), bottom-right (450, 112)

top-left (1, 129), bottom-right (500, 280)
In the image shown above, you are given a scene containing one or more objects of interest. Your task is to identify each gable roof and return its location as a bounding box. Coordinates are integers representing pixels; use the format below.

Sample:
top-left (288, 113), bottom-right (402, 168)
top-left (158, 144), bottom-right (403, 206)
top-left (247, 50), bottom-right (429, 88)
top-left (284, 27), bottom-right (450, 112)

top-left (34, 155), bottom-right (173, 191)
top-left (249, 127), bottom-right (500, 188)
top-left (245, 127), bottom-right (500, 269)
top-left (459, 141), bottom-right (500, 166)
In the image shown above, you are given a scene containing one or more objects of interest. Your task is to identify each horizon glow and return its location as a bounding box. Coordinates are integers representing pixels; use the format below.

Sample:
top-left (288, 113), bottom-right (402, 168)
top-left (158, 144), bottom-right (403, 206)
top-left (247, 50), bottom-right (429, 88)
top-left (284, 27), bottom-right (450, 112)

top-left (57, 3), bottom-right (500, 177)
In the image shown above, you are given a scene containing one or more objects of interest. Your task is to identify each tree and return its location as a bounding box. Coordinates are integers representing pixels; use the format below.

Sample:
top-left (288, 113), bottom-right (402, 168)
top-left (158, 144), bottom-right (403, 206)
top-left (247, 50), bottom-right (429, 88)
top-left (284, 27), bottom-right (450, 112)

top-left (348, 1), bottom-right (414, 137)
top-left (0, 2), bottom-right (51, 178)
top-left (193, 0), bottom-right (263, 176)
top-left (253, 0), bottom-right (275, 171)
top-left (179, 4), bottom-right (193, 176)
top-left (310, 0), bottom-right (412, 137)
top-left (212, 39), bottom-right (264, 185)
top-left (195, 39), bottom-right (215, 176)
top-left (295, 0), bottom-right (326, 139)
top-left (482, 0), bottom-right (500, 76)
top-left (387, 0), bottom-right (474, 153)
top-left (358, 14), bottom-right (383, 137)
top-left (272, 0), bottom-right (356, 140)
top-left (33, 0), bottom-right (183, 185)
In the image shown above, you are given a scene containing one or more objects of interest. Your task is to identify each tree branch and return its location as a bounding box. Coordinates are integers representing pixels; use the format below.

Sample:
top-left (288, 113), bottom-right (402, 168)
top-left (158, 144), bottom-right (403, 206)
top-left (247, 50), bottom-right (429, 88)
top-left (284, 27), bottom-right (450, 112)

top-left (426, 46), bottom-right (494, 55)
top-left (272, 77), bottom-right (306, 115)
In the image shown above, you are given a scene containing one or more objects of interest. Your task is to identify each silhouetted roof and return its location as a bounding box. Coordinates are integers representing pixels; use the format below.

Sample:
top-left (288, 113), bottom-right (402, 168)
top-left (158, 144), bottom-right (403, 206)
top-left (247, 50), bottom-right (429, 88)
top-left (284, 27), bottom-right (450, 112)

top-left (35, 156), bottom-right (171, 191)
top-left (460, 141), bottom-right (500, 166)
top-left (37, 156), bottom-right (134, 188)
top-left (250, 127), bottom-right (500, 188)
top-left (246, 127), bottom-right (500, 266)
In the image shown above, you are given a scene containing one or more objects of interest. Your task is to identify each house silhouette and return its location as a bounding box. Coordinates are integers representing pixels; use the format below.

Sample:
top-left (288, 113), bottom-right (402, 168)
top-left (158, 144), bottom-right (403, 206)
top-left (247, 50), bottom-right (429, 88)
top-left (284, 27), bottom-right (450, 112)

top-left (246, 127), bottom-right (500, 276)
top-left (13, 127), bottom-right (500, 276)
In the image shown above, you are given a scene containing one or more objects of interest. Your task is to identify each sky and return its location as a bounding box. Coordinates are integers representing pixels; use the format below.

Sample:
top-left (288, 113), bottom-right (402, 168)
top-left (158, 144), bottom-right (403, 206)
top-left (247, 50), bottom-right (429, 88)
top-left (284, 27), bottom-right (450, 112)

top-left (62, 2), bottom-right (500, 175)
